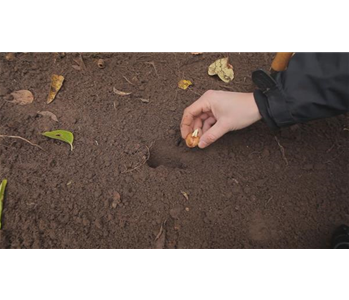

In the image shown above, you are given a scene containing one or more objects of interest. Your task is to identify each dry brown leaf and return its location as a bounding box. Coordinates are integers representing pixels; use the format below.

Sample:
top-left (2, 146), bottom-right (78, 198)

top-left (72, 65), bottom-right (81, 71)
top-left (97, 59), bottom-right (105, 69)
top-left (113, 87), bottom-right (132, 96)
top-left (47, 74), bottom-right (64, 104)
top-left (191, 52), bottom-right (203, 55)
top-left (9, 90), bottom-right (34, 105)
top-left (37, 111), bottom-right (59, 122)
top-left (178, 79), bottom-right (193, 90)
top-left (208, 57), bottom-right (234, 83)
top-left (72, 54), bottom-right (86, 71)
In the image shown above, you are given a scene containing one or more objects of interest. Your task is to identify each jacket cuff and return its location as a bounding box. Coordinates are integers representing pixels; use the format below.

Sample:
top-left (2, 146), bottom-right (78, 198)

top-left (253, 90), bottom-right (278, 130)
top-left (254, 84), bottom-right (297, 129)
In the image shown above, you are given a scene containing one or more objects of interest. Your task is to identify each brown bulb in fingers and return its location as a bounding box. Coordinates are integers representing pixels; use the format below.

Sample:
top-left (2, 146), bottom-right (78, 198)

top-left (185, 129), bottom-right (200, 148)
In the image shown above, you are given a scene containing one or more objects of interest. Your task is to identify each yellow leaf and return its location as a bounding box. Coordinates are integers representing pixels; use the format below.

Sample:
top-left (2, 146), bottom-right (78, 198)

top-left (0, 179), bottom-right (7, 229)
top-left (178, 79), bottom-right (193, 90)
top-left (208, 57), bottom-right (234, 83)
top-left (47, 74), bottom-right (64, 104)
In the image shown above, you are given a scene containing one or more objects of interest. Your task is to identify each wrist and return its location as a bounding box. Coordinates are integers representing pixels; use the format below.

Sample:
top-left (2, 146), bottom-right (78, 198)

top-left (247, 92), bottom-right (262, 123)
top-left (253, 90), bottom-right (279, 129)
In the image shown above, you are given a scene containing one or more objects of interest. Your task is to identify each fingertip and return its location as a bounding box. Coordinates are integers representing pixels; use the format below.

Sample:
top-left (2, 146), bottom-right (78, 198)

top-left (198, 140), bottom-right (207, 149)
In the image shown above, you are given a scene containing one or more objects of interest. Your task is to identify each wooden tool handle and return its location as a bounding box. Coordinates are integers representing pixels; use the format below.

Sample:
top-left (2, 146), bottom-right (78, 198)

top-left (271, 52), bottom-right (294, 72)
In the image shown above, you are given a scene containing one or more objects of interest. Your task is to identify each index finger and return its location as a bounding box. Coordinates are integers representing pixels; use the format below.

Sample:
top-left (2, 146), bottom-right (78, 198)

top-left (180, 96), bottom-right (211, 139)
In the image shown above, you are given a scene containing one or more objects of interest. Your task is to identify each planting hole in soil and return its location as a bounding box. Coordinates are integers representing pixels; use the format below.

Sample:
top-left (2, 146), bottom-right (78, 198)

top-left (146, 140), bottom-right (187, 169)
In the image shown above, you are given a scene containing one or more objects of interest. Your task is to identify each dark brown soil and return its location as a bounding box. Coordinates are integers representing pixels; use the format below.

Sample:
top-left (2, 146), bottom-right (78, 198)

top-left (0, 53), bottom-right (348, 249)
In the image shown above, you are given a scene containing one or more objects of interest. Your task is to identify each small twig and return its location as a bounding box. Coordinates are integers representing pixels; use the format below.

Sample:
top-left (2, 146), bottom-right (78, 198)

top-left (145, 61), bottom-right (159, 78)
top-left (0, 135), bottom-right (44, 150)
top-left (155, 219), bottom-right (167, 241)
top-left (174, 89), bottom-right (178, 101)
top-left (135, 55), bottom-right (152, 61)
top-left (188, 89), bottom-right (202, 97)
top-left (324, 148), bottom-right (346, 164)
top-left (78, 53), bottom-right (86, 71)
top-left (122, 75), bottom-right (135, 86)
top-left (326, 143), bottom-right (336, 153)
top-left (274, 136), bottom-right (288, 166)
top-left (264, 196), bottom-right (273, 208)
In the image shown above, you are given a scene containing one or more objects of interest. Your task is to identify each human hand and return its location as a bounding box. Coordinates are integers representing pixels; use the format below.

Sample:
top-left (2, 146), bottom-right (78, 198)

top-left (180, 91), bottom-right (262, 148)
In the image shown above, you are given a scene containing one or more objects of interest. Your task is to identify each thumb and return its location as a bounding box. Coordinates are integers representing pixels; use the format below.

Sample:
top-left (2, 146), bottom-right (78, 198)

top-left (198, 120), bottom-right (228, 149)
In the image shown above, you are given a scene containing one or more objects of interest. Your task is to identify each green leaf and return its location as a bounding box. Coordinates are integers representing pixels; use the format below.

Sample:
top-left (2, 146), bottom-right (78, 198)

top-left (42, 130), bottom-right (74, 151)
top-left (0, 179), bottom-right (8, 230)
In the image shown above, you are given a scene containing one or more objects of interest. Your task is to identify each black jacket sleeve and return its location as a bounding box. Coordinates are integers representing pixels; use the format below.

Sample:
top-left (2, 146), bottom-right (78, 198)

top-left (254, 53), bottom-right (349, 129)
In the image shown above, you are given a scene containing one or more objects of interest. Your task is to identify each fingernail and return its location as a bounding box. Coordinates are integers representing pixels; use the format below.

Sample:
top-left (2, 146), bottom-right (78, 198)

top-left (198, 141), bottom-right (207, 148)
